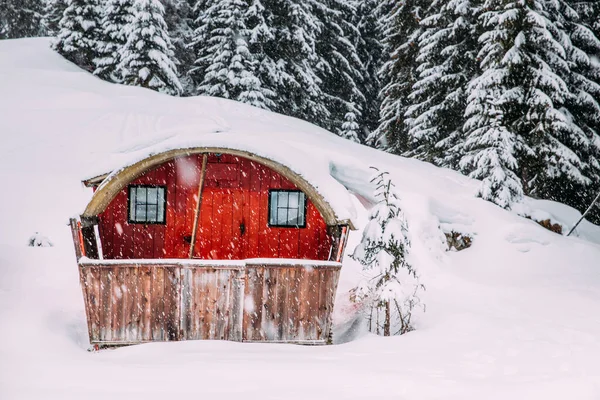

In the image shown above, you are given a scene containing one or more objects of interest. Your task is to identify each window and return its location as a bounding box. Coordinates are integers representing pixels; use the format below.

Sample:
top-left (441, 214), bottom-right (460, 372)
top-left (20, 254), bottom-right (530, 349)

top-left (269, 190), bottom-right (306, 227)
top-left (128, 185), bottom-right (166, 224)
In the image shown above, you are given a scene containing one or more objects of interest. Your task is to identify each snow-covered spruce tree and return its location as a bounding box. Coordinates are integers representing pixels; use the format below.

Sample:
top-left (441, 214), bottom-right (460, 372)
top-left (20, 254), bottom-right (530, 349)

top-left (247, 0), bottom-right (329, 125)
top-left (161, 0), bottom-right (196, 94)
top-left (52, 0), bottom-right (103, 71)
top-left (458, 0), bottom-right (582, 210)
top-left (372, 0), bottom-right (428, 152)
top-left (119, 0), bottom-right (183, 95)
top-left (351, 168), bottom-right (424, 336)
top-left (94, 0), bottom-right (136, 81)
top-left (341, 102), bottom-right (361, 143)
top-left (44, 0), bottom-right (69, 36)
top-left (404, 0), bottom-right (479, 167)
top-left (189, 0), bottom-right (273, 109)
top-left (546, 1), bottom-right (600, 224)
top-left (313, 0), bottom-right (365, 142)
top-left (0, 0), bottom-right (46, 39)
top-left (354, 0), bottom-right (385, 141)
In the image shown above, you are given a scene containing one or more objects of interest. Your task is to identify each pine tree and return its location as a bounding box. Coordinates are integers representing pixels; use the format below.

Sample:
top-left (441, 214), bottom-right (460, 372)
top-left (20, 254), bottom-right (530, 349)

top-left (52, 0), bottom-right (103, 71)
top-left (0, 0), bottom-right (46, 39)
top-left (189, 0), bottom-right (273, 109)
top-left (372, 0), bottom-right (428, 152)
top-left (119, 0), bottom-right (183, 95)
top-left (44, 0), bottom-right (69, 36)
top-left (313, 0), bottom-right (365, 141)
top-left (94, 0), bottom-right (136, 81)
top-left (354, 0), bottom-right (384, 142)
top-left (548, 0), bottom-right (600, 224)
top-left (247, 0), bottom-right (329, 124)
top-left (341, 102), bottom-right (361, 142)
top-left (405, 0), bottom-right (479, 167)
top-left (458, 0), bottom-right (584, 209)
top-left (351, 168), bottom-right (424, 336)
top-left (162, 0), bottom-right (196, 94)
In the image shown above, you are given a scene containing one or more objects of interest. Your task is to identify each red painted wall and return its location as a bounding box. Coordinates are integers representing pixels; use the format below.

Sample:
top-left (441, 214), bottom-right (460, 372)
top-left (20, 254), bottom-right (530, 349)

top-left (98, 154), bottom-right (332, 260)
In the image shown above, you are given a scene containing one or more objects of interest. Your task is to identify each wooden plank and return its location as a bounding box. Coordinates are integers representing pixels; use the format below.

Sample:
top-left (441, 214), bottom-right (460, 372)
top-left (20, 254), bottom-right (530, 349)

top-left (220, 189), bottom-right (234, 259)
top-left (262, 266), bottom-right (278, 341)
top-left (180, 267), bottom-right (192, 339)
top-left (287, 267), bottom-right (300, 341)
top-left (127, 266), bottom-right (140, 342)
top-left (151, 266), bottom-right (165, 341)
top-left (140, 266), bottom-right (153, 341)
top-left (119, 267), bottom-right (131, 342)
top-left (98, 268), bottom-right (112, 341)
top-left (297, 267), bottom-right (310, 340)
top-left (164, 161), bottom-right (177, 258)
top-left (276, 268), bottom-right (289, 341)
top-left (110, 268), bottom-right (124, 341)
top-left (203, 269), bottom-right (217, 339)
top-left (243, 266), bottom-right (264, 341)
top-left (306, 268), bottom-right (321, 340)
top-left (215, 270), bottom-right (231, 340)
top-left (211, 191), bottom-right (224, 259)
top-left (230, 268), bottom-right (245, 341)
top-left (231, 189), bottom-right (244, 259)
top-left (163, 267), bottom-right (180, 341)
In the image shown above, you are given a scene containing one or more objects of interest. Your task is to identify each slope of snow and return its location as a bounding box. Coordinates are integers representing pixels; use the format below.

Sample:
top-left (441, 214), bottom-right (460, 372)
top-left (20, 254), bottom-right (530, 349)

top-left (1, 38), bottom-right (600, 399)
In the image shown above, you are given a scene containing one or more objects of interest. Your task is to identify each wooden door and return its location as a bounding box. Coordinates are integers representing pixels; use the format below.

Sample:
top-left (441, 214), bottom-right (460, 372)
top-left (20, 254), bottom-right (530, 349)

top-left (191, 155), bottom-right (247, 259)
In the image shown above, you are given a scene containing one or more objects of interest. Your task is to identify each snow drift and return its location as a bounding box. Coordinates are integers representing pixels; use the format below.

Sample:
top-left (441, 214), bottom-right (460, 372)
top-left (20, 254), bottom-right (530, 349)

top-left (1, 38), bottom-right (600, 399)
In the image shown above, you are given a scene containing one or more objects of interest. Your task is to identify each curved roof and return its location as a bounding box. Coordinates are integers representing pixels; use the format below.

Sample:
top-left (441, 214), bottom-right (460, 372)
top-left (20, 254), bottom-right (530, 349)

top-left (82, 141), bottom-right (356, 228)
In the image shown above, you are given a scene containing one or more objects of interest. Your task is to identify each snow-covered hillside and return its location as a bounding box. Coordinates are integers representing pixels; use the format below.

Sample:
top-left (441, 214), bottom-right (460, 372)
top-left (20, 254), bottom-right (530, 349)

top-left (1, 38), bottom-right (600, 399)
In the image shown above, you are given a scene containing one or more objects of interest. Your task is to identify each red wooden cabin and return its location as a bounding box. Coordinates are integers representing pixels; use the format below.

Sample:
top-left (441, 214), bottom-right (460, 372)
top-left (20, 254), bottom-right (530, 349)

top-left (71, 146), bottom-right (354, 346)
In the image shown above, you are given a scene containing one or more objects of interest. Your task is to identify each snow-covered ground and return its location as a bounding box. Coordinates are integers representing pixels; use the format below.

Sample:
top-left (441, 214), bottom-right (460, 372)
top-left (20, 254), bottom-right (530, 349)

top-left (1, 38), bottom-right (600, 399)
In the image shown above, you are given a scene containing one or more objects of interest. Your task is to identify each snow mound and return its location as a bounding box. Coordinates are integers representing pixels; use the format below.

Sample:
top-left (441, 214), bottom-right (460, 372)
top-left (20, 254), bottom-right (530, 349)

top-left (1, 38), bottom-right (600, 399)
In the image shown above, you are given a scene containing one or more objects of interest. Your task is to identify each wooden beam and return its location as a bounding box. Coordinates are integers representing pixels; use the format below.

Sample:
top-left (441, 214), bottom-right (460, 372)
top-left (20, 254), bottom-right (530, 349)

top-left (189, 153), bottom-right (209, 258)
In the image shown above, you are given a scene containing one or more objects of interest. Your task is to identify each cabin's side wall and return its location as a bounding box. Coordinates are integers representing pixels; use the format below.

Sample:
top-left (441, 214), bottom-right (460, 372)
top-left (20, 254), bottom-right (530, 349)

top-left (98, 154), bottom-right (332, 260)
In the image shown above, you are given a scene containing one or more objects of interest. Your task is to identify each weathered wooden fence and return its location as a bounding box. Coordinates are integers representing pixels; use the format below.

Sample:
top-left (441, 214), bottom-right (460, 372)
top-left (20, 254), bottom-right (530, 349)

top-left (78, 260), bottom-right (341, 346)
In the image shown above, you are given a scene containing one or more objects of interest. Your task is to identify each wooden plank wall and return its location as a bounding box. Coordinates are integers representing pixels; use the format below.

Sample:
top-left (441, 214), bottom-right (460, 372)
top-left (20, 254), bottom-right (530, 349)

top-left (98, 154), bottom-right (332, 261)
top-left (79, 263), bottom-right (340, 345)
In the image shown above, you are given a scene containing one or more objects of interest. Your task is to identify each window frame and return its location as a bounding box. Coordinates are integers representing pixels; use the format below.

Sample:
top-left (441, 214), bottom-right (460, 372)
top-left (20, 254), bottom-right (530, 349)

top-left (267, 189), bottom-right (308, 228)
top-left (127, 184), bottom-right (167, 225)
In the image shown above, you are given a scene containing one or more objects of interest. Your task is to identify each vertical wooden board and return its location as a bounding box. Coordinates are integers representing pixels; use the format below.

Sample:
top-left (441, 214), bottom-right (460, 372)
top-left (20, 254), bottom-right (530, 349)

top-left (243, 266), bottom-right (264, 341)
top-left (98, 268), bottom-right (113, 341)
top-left (230, 268), bottom-right (245, 342)
top-left (151, 266), bottom-right (165, 341)
top-left (215, 270), bottom-right (231, 340)
top-left (78, 267), bottom-right (93, 341)
top-left (99, 205), bottom-right (114, 259)
top-left (317, 269), bottom-right (332, 340)
top-left (164, 161), bottom-right (177, 258)
top-left (204, 269), bottom-right (218, 339)
top-left (275, 268), bottom-right (289, 341)
top-left (231, 189), bottom-right (244, 259)
top-left (262, 267), bottom-right (279, 341)
top-left (113, 191), bottom-right (129, 259)
top-left (246, 191), bottom-right (260, 258)
top-left (306, 268), bottom-right (321, 340)
top-left (318, 219), bottom-right (333, 261)
top-left (180, 267), bottom-right (192, 339)
top-left (139, 266), bottom-right (152, 341)
top-left (195, 268), bottom-right (211, 339)
top-left (195, 189), bottom-right (213, 259)
top-left (110, 268), bottom-right (124, 341)
top-left (211, 191), bottom-right (224, 259)
top-left (257, 164), bottom-right (272, 258)
top-left (174, 158), bottom-right (190, 258)
top-left (119, 267), bottom-right (131, 342)
top-left (297, 267), bottom-right (311, 341)
top-left (127, 266), bottom-right (141, 342)
top-left (220, 190), bottom-right (235, 259)
top-left (287, 268), bottom-right (300, 340)
top-left (163, 267), bottom-right (180, 341)
top-left (86, 267), bottom-right (102, 342)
